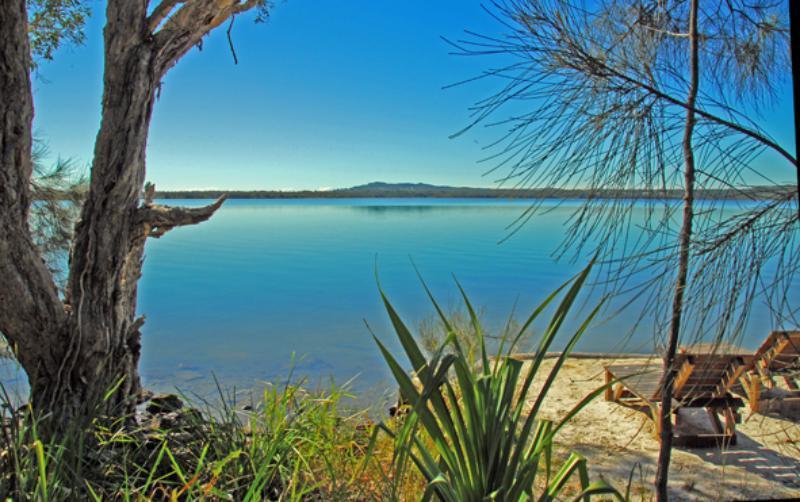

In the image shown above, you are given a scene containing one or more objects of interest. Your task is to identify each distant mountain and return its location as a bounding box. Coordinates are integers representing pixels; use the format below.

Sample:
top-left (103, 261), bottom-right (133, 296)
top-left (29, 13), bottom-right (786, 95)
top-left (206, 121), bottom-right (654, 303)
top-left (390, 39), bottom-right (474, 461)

top-left (342, 182), bottom-right (456, 192)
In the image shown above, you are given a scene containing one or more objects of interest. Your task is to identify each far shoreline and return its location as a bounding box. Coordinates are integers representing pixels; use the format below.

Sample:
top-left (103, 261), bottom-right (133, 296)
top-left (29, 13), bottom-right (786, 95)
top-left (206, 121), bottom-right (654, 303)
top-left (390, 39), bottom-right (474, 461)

top-left (154, 183), bottom-right (794, 201)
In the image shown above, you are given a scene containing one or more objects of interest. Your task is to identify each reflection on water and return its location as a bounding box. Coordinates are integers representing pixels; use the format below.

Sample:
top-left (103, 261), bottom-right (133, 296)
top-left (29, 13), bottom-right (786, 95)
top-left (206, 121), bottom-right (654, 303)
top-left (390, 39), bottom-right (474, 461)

top-left (2, 198), bottom-right (796, 403)
top-left (345, 203), bottom-right (529, 216)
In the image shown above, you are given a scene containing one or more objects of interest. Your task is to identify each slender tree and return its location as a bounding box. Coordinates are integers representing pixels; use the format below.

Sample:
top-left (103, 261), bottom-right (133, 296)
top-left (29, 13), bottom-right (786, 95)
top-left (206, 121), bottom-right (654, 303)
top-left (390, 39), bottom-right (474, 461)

top-left (449, 0), bottom-right (797, 499)
top-left (792, 0), bottom-right (800, 206)
top-left (656, 0), bottom-right (699, 495)
top-left (0, 0), bottom-right (271, 432)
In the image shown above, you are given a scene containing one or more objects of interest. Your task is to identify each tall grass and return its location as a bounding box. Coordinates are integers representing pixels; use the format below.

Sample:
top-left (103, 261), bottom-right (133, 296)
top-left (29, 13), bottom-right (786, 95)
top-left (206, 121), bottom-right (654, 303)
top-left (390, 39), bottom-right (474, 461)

top-left (0, 378), bottom-right (376, 501)
top-left (417, 304), bottom-right (527, 366)
top-left (371, 261), bottom-right (626, 501)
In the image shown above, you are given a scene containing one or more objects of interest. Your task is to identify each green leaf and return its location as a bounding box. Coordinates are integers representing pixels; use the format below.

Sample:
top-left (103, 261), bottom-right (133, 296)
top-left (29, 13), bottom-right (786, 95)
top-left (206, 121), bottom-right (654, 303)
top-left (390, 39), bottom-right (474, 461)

top-left (372, 259), bottom-right (622, 501)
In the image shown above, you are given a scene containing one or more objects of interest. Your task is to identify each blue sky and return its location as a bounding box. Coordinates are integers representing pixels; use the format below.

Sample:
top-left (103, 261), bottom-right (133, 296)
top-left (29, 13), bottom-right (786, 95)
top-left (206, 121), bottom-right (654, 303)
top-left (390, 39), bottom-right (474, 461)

top-left (32, 1), bottom-right (796, 191)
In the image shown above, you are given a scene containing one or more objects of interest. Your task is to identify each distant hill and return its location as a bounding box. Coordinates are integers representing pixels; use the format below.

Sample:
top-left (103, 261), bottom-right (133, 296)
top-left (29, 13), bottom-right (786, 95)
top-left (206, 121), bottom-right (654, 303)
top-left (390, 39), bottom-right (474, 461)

top-left (343, 182), bottom-right (454, 192)
top-left (154, 182), bottom-right (796, 201)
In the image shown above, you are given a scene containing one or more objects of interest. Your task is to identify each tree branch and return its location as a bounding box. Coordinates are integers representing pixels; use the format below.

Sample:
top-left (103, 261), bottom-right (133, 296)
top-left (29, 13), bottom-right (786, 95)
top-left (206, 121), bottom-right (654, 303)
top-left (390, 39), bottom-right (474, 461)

top-left (597, 60), bottom-right (798, 167)
top-left (695, 189), bottom-right (799, 255)
top-left (136, 195), bottom-right (227, 238)
top-left (152, 0), bottom-right (262, 77)
top-left (536, 12), bottom-right (796, 167)
top-left (147, 0), bottom-right (186, 32)
top-left (227, 15), bottom-right (239, 64)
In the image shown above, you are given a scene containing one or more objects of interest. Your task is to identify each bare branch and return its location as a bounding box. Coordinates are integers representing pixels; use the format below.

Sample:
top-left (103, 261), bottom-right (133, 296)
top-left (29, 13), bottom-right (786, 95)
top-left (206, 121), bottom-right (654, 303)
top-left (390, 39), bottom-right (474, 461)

top-left (696, 189), bottom-right (799, 255)
top-left (227, 14), bottom-right (238, 64)
top-left (153, 0), bottom-right (262, 76)
top-left (136, 194), bottom-right (227, 238)
top-left (596, 60), bottom-right (797, 166)
top-left (147, 0), bottom-right (185, 33)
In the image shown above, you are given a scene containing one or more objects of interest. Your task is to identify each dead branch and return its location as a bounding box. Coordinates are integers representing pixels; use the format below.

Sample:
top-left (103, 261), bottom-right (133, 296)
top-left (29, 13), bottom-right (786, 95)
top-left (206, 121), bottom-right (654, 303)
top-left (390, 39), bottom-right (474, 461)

top-left (227, 15), bottom-right (238, 64)
top-left (153, 0), bottom-right (261, 76)
top-left (136, 194), bottom-right (227, 238)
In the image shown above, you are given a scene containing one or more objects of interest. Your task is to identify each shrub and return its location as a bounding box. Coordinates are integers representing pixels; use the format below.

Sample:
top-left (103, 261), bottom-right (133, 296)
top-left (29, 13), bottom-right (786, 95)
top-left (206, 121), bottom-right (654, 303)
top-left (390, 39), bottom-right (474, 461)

top-left (372, 261), bottom-right (625, 501)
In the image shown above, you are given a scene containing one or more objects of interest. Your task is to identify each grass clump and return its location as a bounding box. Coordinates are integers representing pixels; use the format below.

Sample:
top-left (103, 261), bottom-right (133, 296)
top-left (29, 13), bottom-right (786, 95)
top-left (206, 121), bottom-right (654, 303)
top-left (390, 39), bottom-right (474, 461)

top-left (371, 260), bottom-right (626, 501)
top-left (417, 305), bottom-right (527, 366)
top-left (0, 379), bottom-right (376, 501)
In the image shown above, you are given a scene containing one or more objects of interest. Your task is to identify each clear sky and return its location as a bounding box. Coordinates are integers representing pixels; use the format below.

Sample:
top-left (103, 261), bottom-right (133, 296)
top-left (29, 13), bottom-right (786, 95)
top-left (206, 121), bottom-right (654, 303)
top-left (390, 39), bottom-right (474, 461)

top-left (31, 1), bottom-right (796, 191)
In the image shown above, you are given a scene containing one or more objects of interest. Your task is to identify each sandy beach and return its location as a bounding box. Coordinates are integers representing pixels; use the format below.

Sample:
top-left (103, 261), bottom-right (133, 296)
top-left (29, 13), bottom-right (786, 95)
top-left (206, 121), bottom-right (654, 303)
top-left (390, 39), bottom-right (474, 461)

top-left (525, 356), bottom-right (800, 500)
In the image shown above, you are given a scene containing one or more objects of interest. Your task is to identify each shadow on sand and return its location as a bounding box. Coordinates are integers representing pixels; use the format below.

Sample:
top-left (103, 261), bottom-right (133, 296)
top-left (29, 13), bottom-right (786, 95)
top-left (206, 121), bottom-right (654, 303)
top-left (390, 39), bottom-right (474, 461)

top-left (572, 413), bottom-right (800, 500)
top-left (681, 430), bottom-right (800, 490)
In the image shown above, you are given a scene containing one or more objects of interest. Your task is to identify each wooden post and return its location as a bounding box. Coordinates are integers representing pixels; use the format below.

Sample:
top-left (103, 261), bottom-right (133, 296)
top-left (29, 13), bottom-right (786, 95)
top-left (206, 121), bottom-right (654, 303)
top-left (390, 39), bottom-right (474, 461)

top-left (742, 373), bottom-right (762, 413)
top-left (672, 361), bottom-right (695, 397)
top-left (707, 408), bottom-right (724, 435)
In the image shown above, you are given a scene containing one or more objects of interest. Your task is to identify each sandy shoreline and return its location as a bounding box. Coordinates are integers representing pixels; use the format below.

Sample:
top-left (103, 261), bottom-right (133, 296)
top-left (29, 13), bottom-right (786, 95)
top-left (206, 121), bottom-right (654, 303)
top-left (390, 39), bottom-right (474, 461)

top-left (526, 356), bottom-right (800, 500)
top-left (2, 347), bottom-right (798, 498)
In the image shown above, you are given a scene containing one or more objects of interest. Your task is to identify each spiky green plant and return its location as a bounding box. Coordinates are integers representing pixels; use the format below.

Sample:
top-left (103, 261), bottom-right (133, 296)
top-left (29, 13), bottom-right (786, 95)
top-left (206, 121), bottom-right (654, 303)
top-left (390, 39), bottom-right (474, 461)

top-left (372, 261), bottom-right (626, 501)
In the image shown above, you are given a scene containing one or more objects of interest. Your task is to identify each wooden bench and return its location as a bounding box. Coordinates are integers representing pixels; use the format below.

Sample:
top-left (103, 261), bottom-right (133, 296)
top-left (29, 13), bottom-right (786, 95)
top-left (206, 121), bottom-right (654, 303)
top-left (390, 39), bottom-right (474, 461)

top-left (739, 330), bottom-right (800, 413)
top-left (605, 352), bottom-right (748, 448)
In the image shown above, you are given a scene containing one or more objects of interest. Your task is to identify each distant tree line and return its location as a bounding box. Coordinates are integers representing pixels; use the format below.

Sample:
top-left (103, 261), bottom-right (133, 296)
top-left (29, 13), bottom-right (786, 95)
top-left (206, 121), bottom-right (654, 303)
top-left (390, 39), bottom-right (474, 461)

top-left (154, 185), bottom-right (795, 200)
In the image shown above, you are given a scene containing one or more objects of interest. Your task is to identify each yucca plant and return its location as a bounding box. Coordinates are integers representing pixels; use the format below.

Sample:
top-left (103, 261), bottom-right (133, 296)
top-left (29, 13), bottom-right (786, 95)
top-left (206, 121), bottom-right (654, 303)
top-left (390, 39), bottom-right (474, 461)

top-left (372, 261), bottom-right (626, 501)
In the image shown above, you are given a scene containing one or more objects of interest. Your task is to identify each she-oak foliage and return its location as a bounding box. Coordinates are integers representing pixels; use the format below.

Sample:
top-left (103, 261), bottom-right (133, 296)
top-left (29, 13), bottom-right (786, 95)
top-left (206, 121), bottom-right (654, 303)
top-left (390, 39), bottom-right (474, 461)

top-left (448, 1), bottom-right (795, 499)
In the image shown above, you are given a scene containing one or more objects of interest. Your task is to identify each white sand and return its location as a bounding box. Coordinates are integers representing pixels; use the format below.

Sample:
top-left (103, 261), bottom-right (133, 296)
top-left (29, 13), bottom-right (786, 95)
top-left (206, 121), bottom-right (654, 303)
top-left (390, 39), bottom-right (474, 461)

top-left (525, 357), bottom-right (800, 500)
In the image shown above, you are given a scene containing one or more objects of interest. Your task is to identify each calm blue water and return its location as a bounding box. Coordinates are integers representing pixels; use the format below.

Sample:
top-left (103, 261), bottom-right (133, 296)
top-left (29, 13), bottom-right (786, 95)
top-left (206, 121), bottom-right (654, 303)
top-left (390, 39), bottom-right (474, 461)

top-left (138, 198), bottom-right (583, 397)
top-left (2, 198), bottom-right (796, 401)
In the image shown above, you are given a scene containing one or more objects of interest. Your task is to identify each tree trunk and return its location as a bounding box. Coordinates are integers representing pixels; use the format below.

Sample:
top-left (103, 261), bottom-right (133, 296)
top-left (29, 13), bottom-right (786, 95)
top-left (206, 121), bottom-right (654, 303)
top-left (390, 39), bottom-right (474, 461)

top-left (791, 0), bottom-right (800, 218)
top-left (655, 0), bottom-right (700, 499)
top-left (0, 0), bottom-right (71, 418)
top-left (1, 0), bottom-right (255, 433)
top-left (35, 2), bottom-right (158, 423)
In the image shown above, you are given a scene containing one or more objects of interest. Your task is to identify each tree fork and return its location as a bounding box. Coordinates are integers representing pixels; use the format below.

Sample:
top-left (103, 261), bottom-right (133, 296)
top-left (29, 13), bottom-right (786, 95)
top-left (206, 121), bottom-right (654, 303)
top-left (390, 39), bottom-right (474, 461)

top-left (1, 0), bottom-right (263, 433)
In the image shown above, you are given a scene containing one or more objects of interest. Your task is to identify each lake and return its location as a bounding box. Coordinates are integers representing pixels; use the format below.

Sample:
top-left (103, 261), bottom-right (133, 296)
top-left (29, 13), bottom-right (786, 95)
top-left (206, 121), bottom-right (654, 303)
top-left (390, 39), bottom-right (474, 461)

top-left (1, 198), bottom-right (796, 402)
